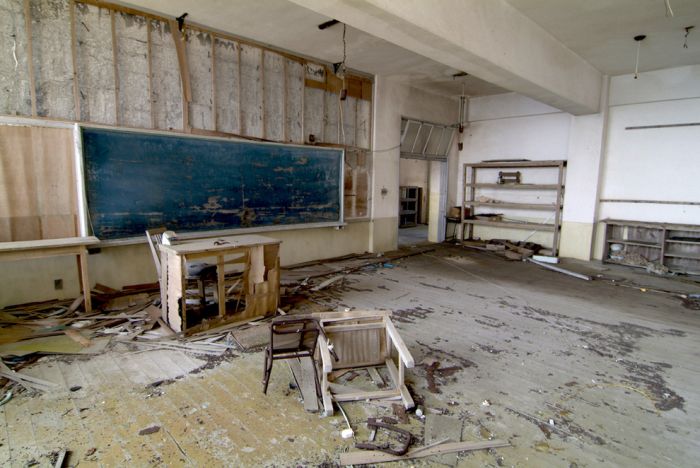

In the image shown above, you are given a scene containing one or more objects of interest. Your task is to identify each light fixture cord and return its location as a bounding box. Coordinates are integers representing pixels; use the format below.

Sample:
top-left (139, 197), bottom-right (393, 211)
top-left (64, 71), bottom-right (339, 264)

top-left (634, 40), bottom-right (641, 79)
top-left (664, 0), bottom-right (674, 17)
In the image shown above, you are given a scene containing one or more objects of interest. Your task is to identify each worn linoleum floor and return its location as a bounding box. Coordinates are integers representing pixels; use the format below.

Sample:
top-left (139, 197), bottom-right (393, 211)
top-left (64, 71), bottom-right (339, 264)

top-left (2, 244), bottom-right (699, 467)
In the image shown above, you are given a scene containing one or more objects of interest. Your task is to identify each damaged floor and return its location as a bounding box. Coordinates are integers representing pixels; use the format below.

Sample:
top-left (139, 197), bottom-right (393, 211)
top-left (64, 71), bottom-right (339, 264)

top-left (1, 243), bottom-right (699, 466)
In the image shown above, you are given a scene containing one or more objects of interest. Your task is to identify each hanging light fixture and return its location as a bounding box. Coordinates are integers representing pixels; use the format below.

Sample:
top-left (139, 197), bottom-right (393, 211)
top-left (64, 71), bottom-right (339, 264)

top-left (633, 34), bottom-right (646, 79)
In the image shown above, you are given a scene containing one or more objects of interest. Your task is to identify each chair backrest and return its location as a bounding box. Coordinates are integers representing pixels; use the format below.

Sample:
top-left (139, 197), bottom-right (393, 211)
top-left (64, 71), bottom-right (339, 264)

top-left (269, 317), bottom-right (321, 356)
top-left (145, 227), bottom-right (168, 279)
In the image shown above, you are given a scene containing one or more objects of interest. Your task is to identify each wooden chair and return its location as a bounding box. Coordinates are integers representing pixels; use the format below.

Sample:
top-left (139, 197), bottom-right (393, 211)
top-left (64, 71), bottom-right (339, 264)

top-left (262, 316), bottom-right (324, 397)
top-left (313, 310), bottom-right (415, 416)
top-left (146, 228), bottom-right (216, 306)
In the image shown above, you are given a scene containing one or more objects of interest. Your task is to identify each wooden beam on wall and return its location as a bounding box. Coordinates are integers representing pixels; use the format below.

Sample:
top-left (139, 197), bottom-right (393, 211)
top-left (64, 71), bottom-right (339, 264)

top-left (24, 0), bottom-right (37, 117)
top-left (211, 36), bottom-right (217, 131)
top-left (169, 19), bottom-right (191, 132)
top-left (69, 0), bottom-right (81, 121)
top-left (110, 9), bottom-right (120, 125)
top-left (146, 19), bottom-right (155, 129)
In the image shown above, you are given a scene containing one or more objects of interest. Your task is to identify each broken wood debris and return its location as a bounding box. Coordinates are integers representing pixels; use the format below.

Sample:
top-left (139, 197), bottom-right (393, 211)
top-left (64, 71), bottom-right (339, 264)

top-left (462, 239), bottom-right (540, 261)
top-left (340, 439), bottom-right (510, 465)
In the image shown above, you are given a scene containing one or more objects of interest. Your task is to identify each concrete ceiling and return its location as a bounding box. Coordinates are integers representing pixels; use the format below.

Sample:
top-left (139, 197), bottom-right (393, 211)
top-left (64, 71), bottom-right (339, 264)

top-left (123, 0), bottom-right (700, 101)
top-left (506, 0), bottom-right (700, 75)
top-left (120, 0), bottom-right (507, 98)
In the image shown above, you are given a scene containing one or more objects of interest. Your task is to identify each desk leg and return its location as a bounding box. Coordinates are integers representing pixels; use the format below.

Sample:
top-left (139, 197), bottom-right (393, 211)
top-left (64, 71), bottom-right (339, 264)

top-left (78, 247), bottom-right (92, 313)
top-left (217, 254), bottom-right (225, 317)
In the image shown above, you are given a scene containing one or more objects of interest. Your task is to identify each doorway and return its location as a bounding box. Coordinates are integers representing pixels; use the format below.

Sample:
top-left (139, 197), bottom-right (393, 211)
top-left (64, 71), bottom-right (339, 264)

top-left (398, 118), bottom-right (454, 247)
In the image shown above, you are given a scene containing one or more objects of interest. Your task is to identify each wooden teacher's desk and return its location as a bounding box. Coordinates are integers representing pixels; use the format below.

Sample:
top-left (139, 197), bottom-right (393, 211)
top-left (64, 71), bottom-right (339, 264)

top-left (159, 234), bottom-right (281, 334)
top-left (0, 236), bottom-right (99, 312)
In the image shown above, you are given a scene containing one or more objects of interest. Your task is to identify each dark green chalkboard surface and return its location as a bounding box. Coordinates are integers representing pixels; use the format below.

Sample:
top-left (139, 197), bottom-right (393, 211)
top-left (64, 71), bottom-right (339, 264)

top-left (82, 128), bottom-right (343, 240)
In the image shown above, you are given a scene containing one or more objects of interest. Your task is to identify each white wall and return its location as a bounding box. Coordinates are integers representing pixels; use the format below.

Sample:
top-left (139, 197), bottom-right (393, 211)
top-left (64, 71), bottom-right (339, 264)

top-left (459, 93), bottom-right (573, 249)
top-left (371, 76), bottom-right (458, 250)
top-left (593, 65), bottom-right (700, 258)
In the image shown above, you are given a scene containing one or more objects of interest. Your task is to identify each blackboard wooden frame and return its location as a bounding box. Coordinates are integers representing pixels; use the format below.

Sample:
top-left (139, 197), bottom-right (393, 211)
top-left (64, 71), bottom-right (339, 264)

top-left (76, 125), bottom-right (344, 241)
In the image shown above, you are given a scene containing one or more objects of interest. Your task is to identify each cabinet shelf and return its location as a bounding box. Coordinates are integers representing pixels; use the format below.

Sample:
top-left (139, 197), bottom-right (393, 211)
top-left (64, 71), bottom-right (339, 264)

top-left (602, 219), bottom-right (700, 274)
top-left (605, 239), bottom-right (661, 248)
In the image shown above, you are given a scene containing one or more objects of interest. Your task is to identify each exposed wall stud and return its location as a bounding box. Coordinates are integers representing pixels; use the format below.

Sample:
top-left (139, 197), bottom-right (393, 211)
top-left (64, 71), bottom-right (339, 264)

top-left (24, 0), bottom-right (37, 117)
top-left (211, 35), bottom-right (217, 131)
top-left (261, 48), bottom-right (266, 140)
top-left (146, 19), bottom-right (155, 128)
top-left (69, 0), bottom-right (81, 121)
top-left (283, 58), bottom-right (288, 142)
top-left (110, 9), bottom-right (120, 125)
top-left (237, 42), bottom-right (242, 135)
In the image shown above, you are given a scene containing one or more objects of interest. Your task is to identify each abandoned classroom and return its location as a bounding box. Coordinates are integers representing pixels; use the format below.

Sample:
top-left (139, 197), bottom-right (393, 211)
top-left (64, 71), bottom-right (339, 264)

top-left (0, 0), bottom-right (699, 466)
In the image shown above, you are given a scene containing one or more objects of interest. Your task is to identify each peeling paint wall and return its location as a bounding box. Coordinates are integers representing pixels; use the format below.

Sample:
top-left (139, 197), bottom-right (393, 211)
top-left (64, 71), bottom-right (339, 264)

top-left (213, 37), bottom-right (240, 134)
top-left (75, 3), bottom-right (115, 124)
top-left (0, 0), bottom-right (31, 116)
top-left (263, 51), bottom-right (285, 141)
top-left (285, 59), bottom-right (303, 143)
top-left (240, 43), bottom-right (263, 138)
top-left (150, 19), bottom-right (182, 130)
top-left (32, 0), bottom-right (74, 120)
top-left (115, 12), bottom-right (150, 128)
top-left (186, 29), bottom-right (213, 131)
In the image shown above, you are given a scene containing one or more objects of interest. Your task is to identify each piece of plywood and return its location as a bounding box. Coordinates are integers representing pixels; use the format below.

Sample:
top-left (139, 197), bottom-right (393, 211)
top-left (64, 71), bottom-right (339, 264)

top-left (339, 440), bottom-right (510, 465)
top-left (0, 335), bottom-right (110, 357)
top-left (0, 125), bottom-right (78, 241)
top-left (288, 357), bottom-right (319, 412)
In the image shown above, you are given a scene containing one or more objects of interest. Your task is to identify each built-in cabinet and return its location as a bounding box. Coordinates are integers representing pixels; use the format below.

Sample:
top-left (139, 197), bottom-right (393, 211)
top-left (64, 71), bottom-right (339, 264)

top-left (603, 219), bottom-right (700, 275)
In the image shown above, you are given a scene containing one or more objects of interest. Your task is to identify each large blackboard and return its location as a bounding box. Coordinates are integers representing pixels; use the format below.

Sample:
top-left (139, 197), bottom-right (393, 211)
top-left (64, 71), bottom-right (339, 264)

top-left (82, 128), bottom-right (343, 240)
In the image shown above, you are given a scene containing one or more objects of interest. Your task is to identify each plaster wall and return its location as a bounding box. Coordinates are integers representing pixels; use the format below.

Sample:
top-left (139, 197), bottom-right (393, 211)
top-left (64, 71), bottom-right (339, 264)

top-left (371, 76), bottom-right (458, 252)
top-left (0, 221), bottom-right (371, 308)
top-left (592, 65), bottom-right (700, 259)
top-left (459, 93), bottom-right (572, 250)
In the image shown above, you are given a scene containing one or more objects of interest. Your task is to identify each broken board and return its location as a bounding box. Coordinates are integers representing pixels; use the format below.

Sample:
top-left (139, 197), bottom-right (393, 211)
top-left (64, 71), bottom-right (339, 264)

top-left (288, 357), bottom-right (319, 413)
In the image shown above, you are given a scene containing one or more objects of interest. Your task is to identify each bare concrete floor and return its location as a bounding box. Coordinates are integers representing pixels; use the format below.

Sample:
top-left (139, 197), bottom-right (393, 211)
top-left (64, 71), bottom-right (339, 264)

top-left (1, 244), bottom-right (698, 467)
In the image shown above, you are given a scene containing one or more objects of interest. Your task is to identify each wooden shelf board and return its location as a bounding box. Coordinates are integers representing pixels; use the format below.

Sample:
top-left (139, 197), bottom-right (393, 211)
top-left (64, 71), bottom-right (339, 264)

top-left (465, 201), bottom-right (558, 210)
top-left (461, 219), bottom-right (556, 232)
top-left (465, 183), bottom-right (560, 190)
top-left (603, 259), bottom-right (647, 269)
top-left (603, 219), bottom-right (700, 231)
top-left (666, 239), bottom-right (700, 245)
top-left (664, 253), bottom-right (700, 260)
top-left (466, 160), bottom-right (566, 169)
top-left (605, 239), bottom-right (661, 248)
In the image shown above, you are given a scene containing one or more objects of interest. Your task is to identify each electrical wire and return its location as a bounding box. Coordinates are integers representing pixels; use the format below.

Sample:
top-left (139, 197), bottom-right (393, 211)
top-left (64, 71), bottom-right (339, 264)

top-left (664, 0), bottom-right (674, 17)
top-left (634, 39), bottom-right (642, 79)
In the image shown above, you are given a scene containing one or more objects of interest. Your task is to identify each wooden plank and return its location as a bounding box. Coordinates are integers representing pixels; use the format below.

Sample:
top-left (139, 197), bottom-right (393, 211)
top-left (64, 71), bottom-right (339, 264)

top-left (339, 440), bottom-right (510, 465)
top-left (64, 329), bottom-right (92, 347)
top-left (384, 318), bottom-right (414, 367)
top-left (69, 0), bottom-right (81, 121)
top-left (24, 0), bottom-right (37, 116)
top-left (461, 219), bottom-right (556, 232)
top-left (110, 9), bottom-right (120, 125)
top-left (289, 357), bottom-right (319, 413)
top-left (146, 18), bottom-right (155, 128)
top-left (169, 19), bottom-right (191, 131)
top-left (78, 248), bottom-right (92, 313)
top-left (0, 236), bottom-right (99, 252)
top-left (368, 367), bottom-right (385, 387)
top-left (332, 389), bottom-right (401, 402)
top-left (467, 160), bottom-right (565, 168)
top-left (385, 359), bottom-right (414, 409)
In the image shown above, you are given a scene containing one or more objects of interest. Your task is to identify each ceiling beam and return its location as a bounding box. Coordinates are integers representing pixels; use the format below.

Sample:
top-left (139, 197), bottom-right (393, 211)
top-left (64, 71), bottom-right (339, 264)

top-left (290, 0), bottom-right (603, 115)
